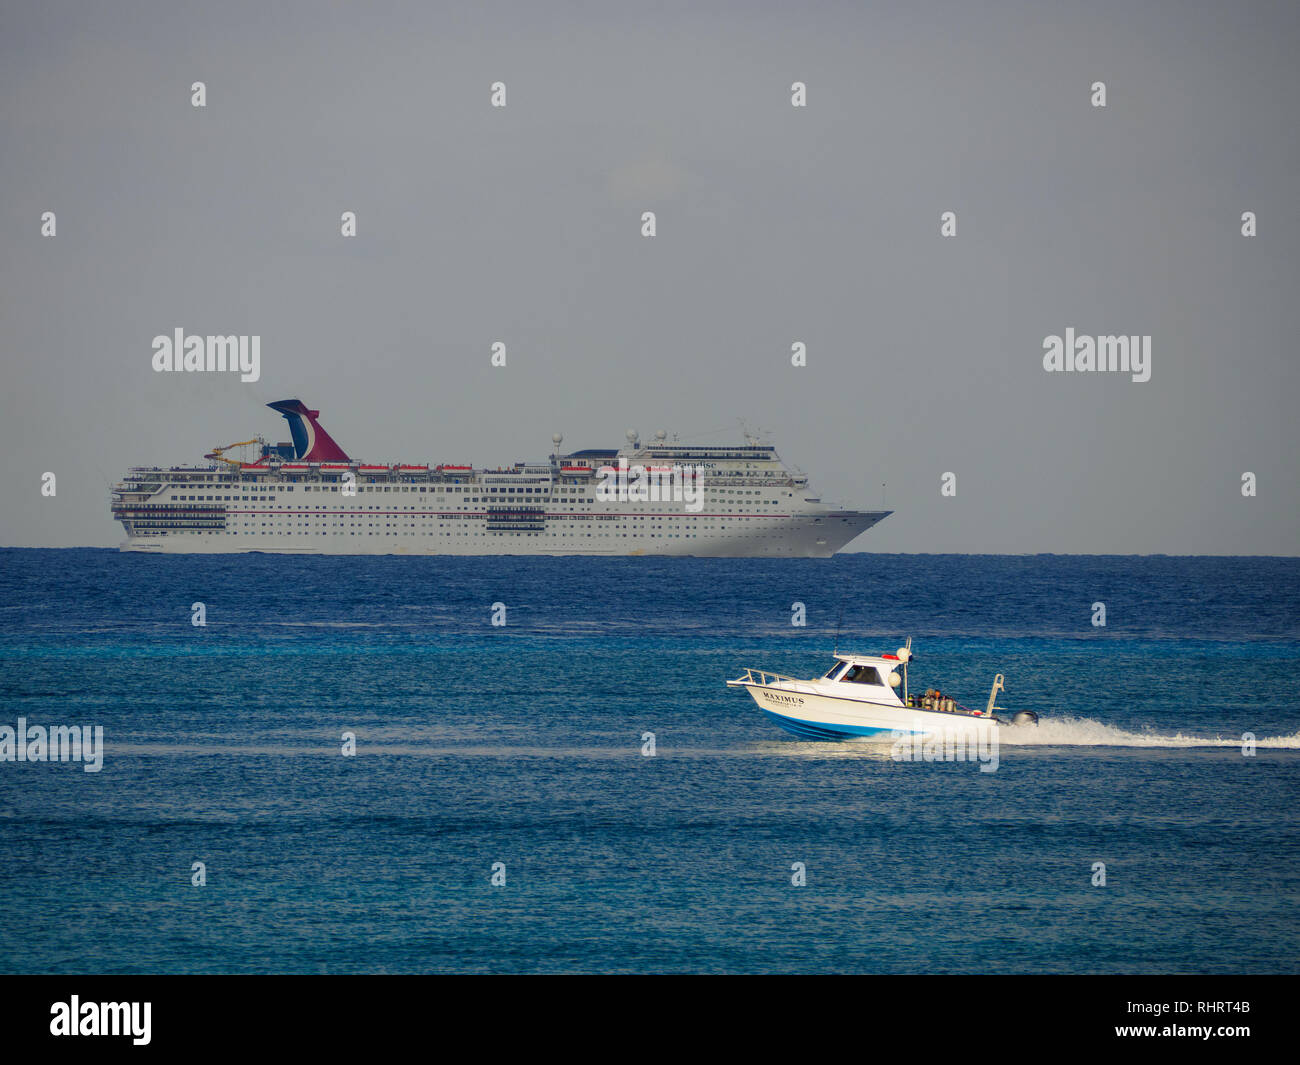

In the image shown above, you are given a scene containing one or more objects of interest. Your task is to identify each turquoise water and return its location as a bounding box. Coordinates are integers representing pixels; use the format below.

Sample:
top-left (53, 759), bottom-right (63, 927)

top-left (0, 549), bottom-right (1297, 973)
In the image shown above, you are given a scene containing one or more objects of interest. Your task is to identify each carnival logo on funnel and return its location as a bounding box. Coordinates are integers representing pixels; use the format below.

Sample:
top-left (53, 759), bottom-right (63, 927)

top-left (267, 399), bottom-right (351, 462)
top-left (151, 328), bottom-right (260, 382)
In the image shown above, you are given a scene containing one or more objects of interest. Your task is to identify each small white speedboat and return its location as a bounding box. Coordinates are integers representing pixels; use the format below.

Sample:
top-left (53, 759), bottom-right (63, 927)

top-left (726, 639), bottom-right (1038, 741)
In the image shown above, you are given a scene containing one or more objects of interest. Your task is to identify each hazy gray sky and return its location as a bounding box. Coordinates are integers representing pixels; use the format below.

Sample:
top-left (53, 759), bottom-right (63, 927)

top-left (2, 0), bottom-right (1297, 552)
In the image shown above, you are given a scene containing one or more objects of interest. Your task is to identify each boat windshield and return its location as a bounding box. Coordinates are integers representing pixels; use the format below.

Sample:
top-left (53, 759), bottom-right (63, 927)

top-left (823, 661), bottom-right (847, 680)
top-left (840, 664), bottom-right (884, 685)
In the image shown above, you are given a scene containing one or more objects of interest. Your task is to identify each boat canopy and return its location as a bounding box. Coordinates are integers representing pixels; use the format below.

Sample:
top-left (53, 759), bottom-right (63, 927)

top-left (826, 652), bottom-right (902, 671)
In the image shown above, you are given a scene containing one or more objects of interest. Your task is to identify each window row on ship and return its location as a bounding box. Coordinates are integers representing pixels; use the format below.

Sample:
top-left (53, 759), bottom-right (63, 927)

top-left (131, 511), bottom-right (821, 541)
top-left (135, 469), bottom-right (794, 486)
top-left (152, 486), bottom-right (791, 505)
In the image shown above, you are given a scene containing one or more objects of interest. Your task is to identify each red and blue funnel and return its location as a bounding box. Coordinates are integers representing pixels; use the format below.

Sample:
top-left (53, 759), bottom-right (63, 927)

top-left (267, 400), bottom-right (350, 462)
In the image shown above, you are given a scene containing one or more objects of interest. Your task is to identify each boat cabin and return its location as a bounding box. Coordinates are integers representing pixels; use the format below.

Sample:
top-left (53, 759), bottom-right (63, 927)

top-left (819, 653), bottom-right (985, 717)
top-left (819, 654), bottom-right (905, 704)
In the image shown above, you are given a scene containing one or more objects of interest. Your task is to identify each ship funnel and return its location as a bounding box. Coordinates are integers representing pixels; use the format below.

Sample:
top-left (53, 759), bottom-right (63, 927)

top-left (266, 399), bottom-right (350, 462)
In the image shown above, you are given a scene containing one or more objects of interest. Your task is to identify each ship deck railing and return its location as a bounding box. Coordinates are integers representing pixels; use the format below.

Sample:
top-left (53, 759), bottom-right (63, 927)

top-left (729, 667), bottom-right (805, 688)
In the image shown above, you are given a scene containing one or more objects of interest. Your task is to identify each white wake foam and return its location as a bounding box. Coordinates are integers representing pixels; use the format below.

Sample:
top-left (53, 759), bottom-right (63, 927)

top-left (996, 715), bottom-right (1300, 748)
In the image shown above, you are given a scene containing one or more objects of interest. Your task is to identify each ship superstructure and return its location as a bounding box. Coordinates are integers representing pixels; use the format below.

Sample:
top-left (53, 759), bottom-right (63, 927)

top-left (110, 400), bottom-right (890, 556)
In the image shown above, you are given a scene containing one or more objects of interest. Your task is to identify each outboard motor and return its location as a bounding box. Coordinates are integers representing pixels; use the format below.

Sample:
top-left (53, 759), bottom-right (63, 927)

top-left (986, 674), bottom-right (1039, 726)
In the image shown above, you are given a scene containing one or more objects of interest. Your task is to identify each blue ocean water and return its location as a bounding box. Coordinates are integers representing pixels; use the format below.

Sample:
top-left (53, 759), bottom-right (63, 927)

top-left (0, 548), bottom-right (1297, 974)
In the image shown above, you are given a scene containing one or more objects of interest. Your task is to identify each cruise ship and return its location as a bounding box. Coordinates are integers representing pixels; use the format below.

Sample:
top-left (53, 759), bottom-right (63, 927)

top-left (110, 400), bottom-right (890, 556)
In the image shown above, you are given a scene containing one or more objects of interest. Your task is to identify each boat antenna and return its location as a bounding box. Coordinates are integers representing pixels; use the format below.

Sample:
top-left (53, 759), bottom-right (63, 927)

top-left (834, 597), bottom-right (845, 656)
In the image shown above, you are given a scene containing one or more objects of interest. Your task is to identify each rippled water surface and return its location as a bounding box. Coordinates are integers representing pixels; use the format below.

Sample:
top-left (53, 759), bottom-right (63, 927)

top-left (0, 549), bottom-right (1296, 973)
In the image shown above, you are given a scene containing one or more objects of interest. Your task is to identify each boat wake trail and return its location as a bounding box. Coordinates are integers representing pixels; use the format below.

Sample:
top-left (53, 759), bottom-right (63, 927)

top-left (996, 715), bottom-right (1300, 748)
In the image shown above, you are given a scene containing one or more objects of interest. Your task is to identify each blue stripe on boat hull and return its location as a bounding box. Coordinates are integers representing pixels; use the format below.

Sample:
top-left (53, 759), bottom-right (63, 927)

top-left (761, 708), bottom-right (920, 741)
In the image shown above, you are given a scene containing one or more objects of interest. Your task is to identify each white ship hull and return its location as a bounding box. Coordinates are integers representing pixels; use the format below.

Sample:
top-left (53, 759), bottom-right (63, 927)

top-left (118, 511), bottom-right (886, 557)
